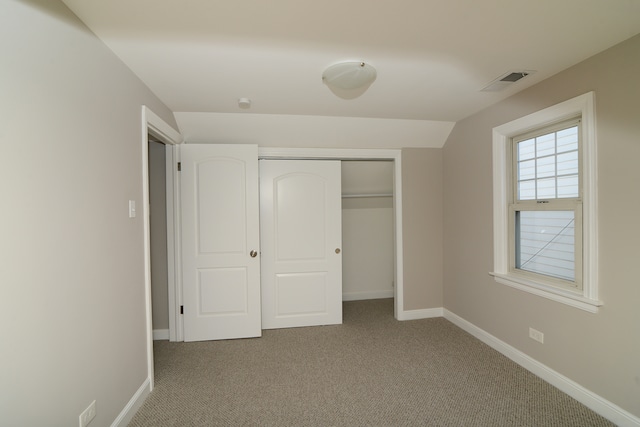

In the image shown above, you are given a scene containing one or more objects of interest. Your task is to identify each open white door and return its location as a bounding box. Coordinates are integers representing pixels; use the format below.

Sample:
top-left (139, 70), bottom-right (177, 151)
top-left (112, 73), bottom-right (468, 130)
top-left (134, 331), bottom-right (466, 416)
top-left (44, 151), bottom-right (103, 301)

top-left (180, 144), bottom-right (261, 341)
top-left (260, 160), bottom-right (342, 329)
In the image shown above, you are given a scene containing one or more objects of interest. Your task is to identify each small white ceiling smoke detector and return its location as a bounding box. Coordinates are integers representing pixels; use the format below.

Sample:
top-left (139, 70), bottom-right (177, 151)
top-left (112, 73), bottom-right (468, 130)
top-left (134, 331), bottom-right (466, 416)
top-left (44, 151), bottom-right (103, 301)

top-left (238, 98), bottom-right (251, 109)
top-left (481, 70), bottom-right (536, 92)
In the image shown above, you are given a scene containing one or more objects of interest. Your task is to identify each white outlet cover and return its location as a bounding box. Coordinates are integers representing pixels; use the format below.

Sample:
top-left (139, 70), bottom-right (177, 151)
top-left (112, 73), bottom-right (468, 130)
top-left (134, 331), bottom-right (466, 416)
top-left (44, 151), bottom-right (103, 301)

top-left (529, 327), bottom-right (544, 344)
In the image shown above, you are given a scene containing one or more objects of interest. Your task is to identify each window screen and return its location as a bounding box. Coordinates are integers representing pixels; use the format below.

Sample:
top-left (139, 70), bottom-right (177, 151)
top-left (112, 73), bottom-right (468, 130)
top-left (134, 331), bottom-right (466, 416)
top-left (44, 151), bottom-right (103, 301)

top-left (515, 210), bottom-right (575, 281)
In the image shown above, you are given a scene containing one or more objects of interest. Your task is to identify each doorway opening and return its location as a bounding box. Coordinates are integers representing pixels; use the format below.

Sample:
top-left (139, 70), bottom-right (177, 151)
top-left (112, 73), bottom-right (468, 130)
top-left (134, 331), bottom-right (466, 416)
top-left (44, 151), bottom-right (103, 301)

top-left (148, 138), bottom-right (169, 344)
top-left (142, 106), bottom-right (182, 389)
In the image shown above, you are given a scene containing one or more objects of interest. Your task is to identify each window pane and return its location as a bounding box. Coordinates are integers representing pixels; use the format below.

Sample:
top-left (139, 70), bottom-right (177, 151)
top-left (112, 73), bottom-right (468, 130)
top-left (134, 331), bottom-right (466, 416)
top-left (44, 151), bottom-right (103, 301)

top-left (536, 134), bottom-right (556, 157)
top-left (518, 138), bottom-right (535, 161)
top-left (557, 175), bottom-right (579, 198)
top-left (537, 177), bottom-right (556, 199)
top-left (536, 156), bottom-right (556, 178)
top-left (518, 180), bottom-right (536, 200)
top-left (557, 151), bottom-right (578, 176)
top-left (518, 159), bottom-right (535, 181)
top-left (557, 126), bottom-right (578, 153)
top-left (516, 210), bottom-right (575, 281)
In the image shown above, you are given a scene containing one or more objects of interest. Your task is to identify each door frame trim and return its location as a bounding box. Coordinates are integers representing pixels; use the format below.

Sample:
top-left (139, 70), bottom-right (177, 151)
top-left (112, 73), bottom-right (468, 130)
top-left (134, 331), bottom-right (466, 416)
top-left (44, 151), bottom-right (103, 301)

top-left (142, 106), bottom-right (182, 390)
top-left (257, 147), bottom-right (405, 320)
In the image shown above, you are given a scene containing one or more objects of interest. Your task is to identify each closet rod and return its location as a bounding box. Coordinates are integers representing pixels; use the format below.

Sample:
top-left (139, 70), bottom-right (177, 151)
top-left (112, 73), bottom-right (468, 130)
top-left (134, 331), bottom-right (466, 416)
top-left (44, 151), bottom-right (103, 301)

top-left (341, 193), bottom-right (393, 199)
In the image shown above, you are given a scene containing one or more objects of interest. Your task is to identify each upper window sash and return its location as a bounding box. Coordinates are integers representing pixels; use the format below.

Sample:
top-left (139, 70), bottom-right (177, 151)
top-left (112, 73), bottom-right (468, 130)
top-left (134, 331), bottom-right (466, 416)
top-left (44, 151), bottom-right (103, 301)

top-left (510, 118), bottom-right (582, 204)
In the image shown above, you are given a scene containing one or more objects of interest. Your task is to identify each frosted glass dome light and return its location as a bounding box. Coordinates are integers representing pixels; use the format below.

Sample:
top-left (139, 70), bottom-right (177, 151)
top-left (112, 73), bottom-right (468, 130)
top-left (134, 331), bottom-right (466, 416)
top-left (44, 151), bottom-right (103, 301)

top-left (322, 61), bottom-right (377, 90)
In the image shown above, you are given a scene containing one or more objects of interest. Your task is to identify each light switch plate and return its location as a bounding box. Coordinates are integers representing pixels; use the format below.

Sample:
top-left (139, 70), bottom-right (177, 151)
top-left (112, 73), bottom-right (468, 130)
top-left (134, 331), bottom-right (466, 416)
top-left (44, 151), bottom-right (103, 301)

top-left (79, 400), bottom-right (96, 427)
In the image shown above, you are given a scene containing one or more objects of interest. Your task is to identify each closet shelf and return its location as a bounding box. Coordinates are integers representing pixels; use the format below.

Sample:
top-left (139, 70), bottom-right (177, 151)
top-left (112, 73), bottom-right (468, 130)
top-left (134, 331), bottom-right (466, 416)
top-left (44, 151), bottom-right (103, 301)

top-left (341, 193), bottom-right (393, 199)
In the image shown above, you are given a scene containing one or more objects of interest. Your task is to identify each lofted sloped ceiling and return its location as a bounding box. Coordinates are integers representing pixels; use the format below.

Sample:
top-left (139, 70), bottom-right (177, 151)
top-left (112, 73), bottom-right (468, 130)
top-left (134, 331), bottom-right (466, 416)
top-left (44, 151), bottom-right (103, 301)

top-left (62, 0), bottom-right (640, 147)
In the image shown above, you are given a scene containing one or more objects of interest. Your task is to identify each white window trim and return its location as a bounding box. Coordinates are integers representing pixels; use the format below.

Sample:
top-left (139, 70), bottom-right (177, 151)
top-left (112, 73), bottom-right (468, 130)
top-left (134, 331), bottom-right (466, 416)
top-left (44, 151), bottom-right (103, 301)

top-left (491, 92), bottom-right (601, 313)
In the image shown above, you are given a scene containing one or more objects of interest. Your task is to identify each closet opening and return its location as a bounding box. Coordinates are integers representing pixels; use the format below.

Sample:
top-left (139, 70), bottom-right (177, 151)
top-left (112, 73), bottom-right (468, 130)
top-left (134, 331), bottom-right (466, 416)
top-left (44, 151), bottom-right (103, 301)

top-left (257, 148), bottom-right (404, 322)
top-left (341, 160), bottom-right (395, 314)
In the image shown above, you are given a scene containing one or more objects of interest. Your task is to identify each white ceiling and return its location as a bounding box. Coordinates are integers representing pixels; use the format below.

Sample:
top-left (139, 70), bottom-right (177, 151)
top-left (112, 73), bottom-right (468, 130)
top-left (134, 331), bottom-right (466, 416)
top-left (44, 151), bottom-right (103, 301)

top-left (62, 0), bottom-right (640, 145)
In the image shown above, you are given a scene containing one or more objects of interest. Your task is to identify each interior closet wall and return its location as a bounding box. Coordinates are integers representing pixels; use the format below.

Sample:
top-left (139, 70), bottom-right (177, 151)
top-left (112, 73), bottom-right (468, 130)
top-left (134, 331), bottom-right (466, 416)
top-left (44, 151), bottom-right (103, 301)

top-left (341, 161), bottom-right (395, 301)
top-left (149, 139), bottom-right (169, 332)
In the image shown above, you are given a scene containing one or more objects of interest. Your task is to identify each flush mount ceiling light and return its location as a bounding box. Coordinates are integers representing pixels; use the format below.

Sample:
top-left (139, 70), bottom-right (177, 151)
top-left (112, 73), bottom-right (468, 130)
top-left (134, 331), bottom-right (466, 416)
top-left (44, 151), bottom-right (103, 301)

top-left (322, 61), bottom-right (377, 90)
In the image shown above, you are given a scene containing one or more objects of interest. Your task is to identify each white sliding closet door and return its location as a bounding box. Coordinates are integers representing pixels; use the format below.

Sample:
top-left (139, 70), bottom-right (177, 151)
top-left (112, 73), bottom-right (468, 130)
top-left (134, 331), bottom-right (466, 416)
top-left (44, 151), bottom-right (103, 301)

top-left (180, 144), bottom-right (261, 341)
top-left (260, 160), bottom-right (343, 329)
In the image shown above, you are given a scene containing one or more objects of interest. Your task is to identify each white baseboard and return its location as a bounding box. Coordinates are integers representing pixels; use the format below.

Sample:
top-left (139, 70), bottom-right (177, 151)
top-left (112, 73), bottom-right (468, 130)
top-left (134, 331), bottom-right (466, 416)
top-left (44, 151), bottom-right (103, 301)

top-left (111, 377), bottom-right (150, 427)
top-left (443, 309), bottom-right (640, 427)
top-left (153, 329), bottom-right (169, 340)
top-left (397, 307), bottom-right (443, 321)
top-left (342, 290), bottom-right (394, 301)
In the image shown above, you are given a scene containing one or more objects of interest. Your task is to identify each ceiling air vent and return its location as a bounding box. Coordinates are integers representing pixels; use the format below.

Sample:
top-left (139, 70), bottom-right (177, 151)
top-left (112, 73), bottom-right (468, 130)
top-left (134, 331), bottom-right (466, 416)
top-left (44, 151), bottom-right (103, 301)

top-left (481, 70), bottom-right (535, 92)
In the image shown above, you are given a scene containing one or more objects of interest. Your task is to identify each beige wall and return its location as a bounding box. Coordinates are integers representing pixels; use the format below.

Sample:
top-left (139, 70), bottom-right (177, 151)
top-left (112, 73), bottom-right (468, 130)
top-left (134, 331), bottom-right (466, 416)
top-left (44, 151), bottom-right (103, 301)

top-left (402, 148), bottom-right (444, 310)
top-left (0, 1), bottom-right (177, 425)
top-left (443, 34), bottom-right (640, 417)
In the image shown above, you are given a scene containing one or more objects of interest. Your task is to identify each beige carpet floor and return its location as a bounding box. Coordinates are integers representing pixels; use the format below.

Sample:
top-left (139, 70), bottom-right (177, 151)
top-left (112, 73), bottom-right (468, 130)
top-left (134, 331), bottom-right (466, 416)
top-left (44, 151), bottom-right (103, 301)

top-left (129, 299), bottom-right (613, 426)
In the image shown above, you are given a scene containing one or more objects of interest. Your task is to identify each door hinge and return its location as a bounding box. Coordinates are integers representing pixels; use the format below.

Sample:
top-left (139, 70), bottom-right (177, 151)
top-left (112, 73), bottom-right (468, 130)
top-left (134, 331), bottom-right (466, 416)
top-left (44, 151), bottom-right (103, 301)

top-left (180, 305), bottom-right (184, 314)
top-left (177, 162), bottom-right (181, 172)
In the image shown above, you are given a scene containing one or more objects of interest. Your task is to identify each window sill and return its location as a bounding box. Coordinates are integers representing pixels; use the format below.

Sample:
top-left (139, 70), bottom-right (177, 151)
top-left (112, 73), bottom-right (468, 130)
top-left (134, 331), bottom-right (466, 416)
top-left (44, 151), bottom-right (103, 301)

top-left (489, 272), bottom-right (602, 313)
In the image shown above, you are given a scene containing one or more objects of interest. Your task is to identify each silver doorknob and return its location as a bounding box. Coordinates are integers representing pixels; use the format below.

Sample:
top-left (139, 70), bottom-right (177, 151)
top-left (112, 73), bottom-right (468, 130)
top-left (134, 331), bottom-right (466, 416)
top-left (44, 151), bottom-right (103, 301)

top-left (335, 248), bottom-right (341, 254)
top-left (250, 250), bottom-right (258, 258)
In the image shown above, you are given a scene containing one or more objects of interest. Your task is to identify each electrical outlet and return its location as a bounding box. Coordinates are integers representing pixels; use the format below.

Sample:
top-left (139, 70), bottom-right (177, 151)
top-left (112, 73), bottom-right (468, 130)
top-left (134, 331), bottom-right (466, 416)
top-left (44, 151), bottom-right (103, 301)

top-left (79, 400), bottom-right (96, 427)
top-left (529, 327), bottom-right (544, 344)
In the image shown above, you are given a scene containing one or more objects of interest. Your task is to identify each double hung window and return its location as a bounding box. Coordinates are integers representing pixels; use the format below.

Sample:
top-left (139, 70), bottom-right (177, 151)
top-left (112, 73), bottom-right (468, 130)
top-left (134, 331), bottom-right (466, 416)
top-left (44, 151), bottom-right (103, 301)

top-left (492, 92), bottom-right (600, 312)
top-left (510, 119), bottom-right (582, 288)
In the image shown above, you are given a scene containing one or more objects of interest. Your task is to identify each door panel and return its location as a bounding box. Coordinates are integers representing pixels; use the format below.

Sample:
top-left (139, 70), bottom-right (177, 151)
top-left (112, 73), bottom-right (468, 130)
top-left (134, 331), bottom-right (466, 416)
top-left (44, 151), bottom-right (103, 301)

top-left (197, 267), bottom-right (248, 314)
top-left (275, 272), bottom-right (328, 315)
top-left (196, 158), bottom-right (247, 254)
top-left (260, 160), bottom-right (342, 329)
top-left (275, 174), bottom-right (327, 260)
top-left (181, 144), bottom-right (261, 341)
